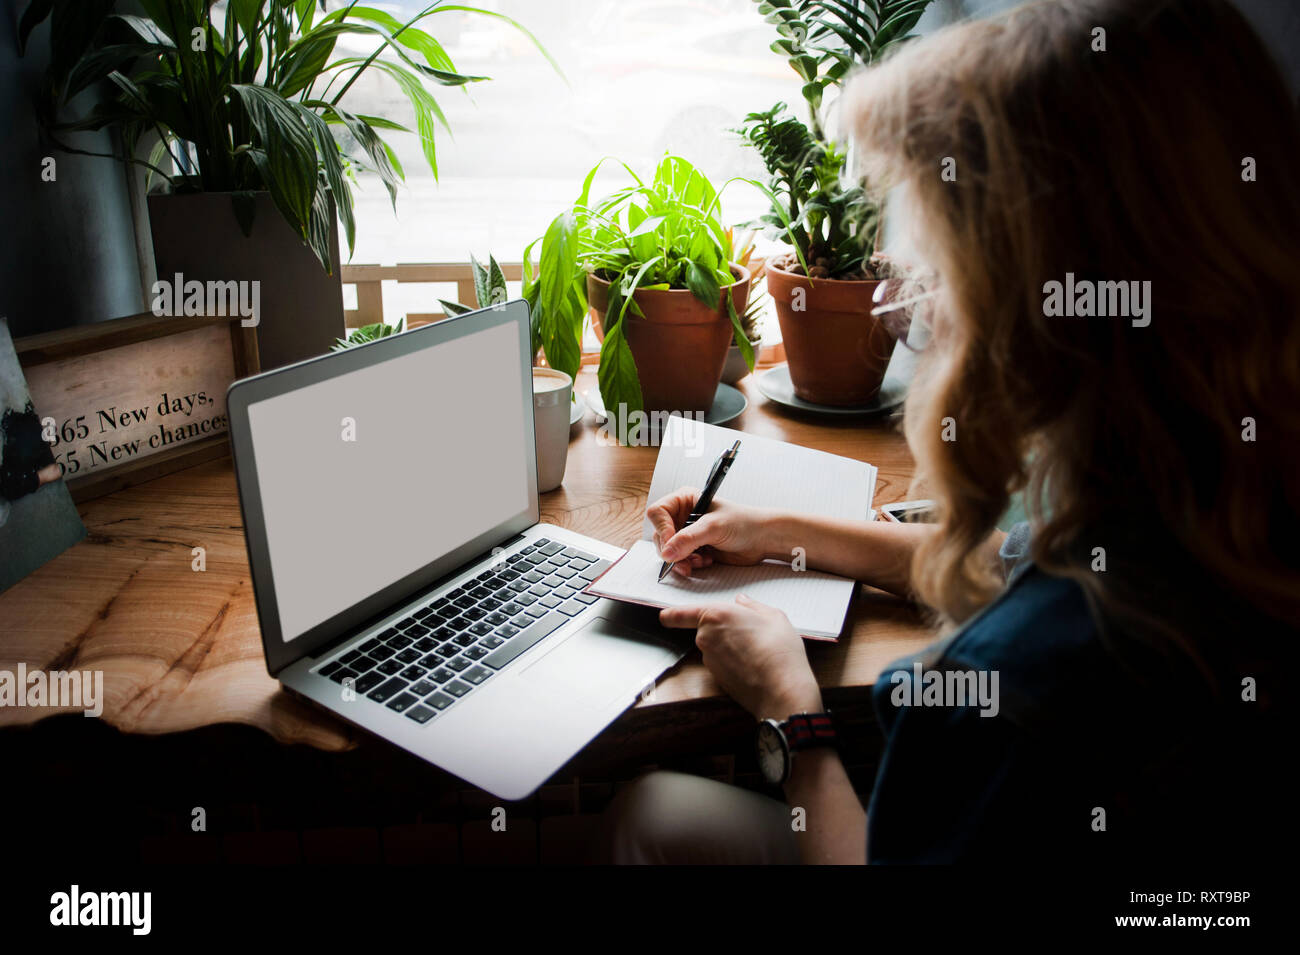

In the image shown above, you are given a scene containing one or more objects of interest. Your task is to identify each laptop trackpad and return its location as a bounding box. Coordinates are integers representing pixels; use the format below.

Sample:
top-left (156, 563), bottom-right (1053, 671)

top-left (515, 615), bottom-right (679, 711)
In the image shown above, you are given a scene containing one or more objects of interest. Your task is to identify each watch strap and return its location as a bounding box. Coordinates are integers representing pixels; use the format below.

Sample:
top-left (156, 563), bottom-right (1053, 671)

top-left (782, 712), bottom-right (836, 751)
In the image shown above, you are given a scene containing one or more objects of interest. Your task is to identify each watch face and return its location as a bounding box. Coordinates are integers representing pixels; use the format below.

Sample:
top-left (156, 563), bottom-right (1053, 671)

top-left (757, 720), bottom-right (788, 785)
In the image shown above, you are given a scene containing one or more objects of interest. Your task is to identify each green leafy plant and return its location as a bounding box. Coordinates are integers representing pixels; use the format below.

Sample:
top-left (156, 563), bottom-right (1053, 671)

top-left (738, 283), bottom-right (766, 345)
top-left (332, 316), bottom-right (404, 350)
top-left (739, 0), bottom-right (932, 278)
top-left (439, 253), bottom-right (508, 315)
top-left (523, 155), bottom-right (787, 417)
top-left (441, 252), bottom-right (545, 359)
top-left (441, 254), bottom-right (590, 406)
top-left (19, 0), bottom-right (559, 273)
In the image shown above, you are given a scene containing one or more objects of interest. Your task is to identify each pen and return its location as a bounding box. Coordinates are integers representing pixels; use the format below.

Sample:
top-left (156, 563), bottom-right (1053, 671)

top-left (659, 439), bottom-right (742, 582)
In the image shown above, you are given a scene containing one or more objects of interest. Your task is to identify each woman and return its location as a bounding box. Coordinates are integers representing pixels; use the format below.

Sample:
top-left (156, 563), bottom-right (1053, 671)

top-left (601, 0), bottom-right (1298, 864)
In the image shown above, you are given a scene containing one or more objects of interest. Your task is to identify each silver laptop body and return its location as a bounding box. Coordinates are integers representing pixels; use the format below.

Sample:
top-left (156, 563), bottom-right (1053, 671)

top-left (227, 300), bottom-right (682, 799)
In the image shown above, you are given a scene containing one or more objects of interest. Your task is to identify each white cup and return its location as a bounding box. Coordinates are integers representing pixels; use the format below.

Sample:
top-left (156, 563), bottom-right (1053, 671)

top-left (532, 367), bottom-right (573, 493)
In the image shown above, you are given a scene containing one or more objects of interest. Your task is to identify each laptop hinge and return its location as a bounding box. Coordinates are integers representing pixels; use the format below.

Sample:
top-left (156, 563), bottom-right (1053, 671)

top-left (306, 532), bottom-right (529, 659)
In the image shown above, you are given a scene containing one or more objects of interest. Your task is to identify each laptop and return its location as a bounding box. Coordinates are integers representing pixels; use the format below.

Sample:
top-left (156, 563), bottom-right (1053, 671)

top-left (226, 300), bottom-right (684, 799)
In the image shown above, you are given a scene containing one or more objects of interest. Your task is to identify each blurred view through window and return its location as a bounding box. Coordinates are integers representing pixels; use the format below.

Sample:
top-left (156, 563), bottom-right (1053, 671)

top-left (333, 0), bottom-right (807, 326)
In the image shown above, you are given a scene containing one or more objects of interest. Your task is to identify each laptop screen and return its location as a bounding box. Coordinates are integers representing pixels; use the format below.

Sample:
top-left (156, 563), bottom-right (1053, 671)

top-left (244, 319), bottom-right (531, 643)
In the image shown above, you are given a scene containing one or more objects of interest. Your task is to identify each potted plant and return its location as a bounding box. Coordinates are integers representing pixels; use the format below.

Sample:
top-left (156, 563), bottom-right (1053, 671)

top-left (331, 317), bottom-right (405, 351)
top-left (21, 0), bottom-right (556, 369)
top-left (522, 155), bottom-right (761, 422)
top-left (439, 254), bottom-right (511, 315)
top-left (739, 0), bottom-right (932, 405)
top-left (722, 284), bottom-right (765, 386)
top-left (721, 230), bottom-right (764, 384)
top-left (333, 253), bottom-right (505, 349)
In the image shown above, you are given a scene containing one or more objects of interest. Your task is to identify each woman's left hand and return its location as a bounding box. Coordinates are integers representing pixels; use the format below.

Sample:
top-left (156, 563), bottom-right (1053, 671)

top-left (659, 594), bottom-right (823, 719)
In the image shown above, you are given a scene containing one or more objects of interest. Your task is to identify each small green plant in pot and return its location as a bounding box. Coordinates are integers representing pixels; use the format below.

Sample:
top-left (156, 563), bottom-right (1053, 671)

top-left (739, 0), bottom-right (932, 405)
top-left (721, 229), bottom-right (765, 384)
top-left (523, 155), bottom-right (764, 425)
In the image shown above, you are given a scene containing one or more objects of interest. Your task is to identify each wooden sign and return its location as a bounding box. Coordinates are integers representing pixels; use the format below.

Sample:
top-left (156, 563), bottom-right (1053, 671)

top-left (15, 313), bottom-right (259, 501)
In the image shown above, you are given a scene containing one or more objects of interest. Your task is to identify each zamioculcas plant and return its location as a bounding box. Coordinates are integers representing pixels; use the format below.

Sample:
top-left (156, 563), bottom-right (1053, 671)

top-left (19, 0), bottom-right (560, 273)
top-left (739, 0), bottom-right (931, 278)
top-left (736, 0), bottom-right (934, 407)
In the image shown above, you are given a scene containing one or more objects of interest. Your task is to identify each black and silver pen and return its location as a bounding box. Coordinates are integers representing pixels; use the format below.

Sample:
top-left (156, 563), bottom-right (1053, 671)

top-left (658, 440), bottom-right (742, 582)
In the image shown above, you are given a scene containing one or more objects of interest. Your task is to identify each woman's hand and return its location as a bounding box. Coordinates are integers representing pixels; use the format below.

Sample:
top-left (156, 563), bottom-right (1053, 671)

top-left (647, 486), bottom-right (783, 578)
top-left (659, 595), bottom-right (823, 719)
top-left (661, 595), bottom-right (862, 864)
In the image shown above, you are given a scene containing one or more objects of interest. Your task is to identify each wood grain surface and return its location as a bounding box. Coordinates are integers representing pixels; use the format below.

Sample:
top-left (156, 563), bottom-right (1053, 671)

top-left (0, 367), bottom-right (936, 752)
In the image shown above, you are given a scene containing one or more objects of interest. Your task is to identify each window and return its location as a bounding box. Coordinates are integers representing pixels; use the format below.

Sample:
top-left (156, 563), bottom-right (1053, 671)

top-left (333, 0), bottom-right (807, 331)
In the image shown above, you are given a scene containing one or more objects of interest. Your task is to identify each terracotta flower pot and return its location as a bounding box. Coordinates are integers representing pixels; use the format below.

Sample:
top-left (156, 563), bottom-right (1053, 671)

top-left (765, 254), bottom-right (894, 406)
top-left (721, 336), bottom-right (761, 385)
top-left (587, 264), bottom-right (749, 415)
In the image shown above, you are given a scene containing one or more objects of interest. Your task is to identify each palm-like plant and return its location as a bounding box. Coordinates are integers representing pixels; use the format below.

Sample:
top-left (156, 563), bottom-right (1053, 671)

top-left (739, 0), bottom-right (931, 278)
top-left (19, 0), bottom-right (559, 273)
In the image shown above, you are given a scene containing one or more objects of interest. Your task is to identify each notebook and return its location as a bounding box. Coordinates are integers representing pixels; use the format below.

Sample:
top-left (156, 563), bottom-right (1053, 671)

top-left (584, 418), bottom-right (878, 640)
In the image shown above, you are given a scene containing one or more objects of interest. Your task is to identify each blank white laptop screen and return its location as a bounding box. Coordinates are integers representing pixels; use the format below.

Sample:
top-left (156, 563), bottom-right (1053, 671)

top-left (245, 321), bottom-right (530, 642)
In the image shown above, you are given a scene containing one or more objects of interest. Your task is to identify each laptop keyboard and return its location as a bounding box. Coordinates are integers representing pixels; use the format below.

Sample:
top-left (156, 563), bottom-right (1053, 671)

top-left (312, 538), bottom-right (611, 725)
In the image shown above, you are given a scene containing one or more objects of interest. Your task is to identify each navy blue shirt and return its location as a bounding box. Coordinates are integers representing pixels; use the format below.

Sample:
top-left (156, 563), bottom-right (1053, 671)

top-left (866, 524), bottom-right (1285, 864)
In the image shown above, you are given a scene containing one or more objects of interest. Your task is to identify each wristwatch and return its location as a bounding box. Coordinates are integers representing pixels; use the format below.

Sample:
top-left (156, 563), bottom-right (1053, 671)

top-left (756, 712), bottom-right (837, 785)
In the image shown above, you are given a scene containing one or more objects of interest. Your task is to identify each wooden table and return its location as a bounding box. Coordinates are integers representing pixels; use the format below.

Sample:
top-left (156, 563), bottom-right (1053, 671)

top-left (0, 368), bottom-right (936, 763)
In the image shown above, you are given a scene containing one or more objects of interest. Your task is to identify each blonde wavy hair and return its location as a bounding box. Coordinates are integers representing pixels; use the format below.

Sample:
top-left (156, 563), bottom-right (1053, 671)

top-left (844, 0), bottom-right (1300, 652)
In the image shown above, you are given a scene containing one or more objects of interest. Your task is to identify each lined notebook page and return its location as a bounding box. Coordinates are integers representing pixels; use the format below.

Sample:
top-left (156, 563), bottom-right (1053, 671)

top-left (641, 417), bottom-right (877, 539)
top-left (586, 540), bottom-right (855, 639)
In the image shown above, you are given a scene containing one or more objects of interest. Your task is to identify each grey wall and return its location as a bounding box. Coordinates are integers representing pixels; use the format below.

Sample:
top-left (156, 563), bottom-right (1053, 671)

top-left (1, 0), bottom-right (146, 338)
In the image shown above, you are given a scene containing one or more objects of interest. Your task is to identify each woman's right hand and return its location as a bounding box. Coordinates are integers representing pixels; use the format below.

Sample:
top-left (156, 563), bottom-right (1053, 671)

top-left (647, 486), bottom-right (783, 578)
